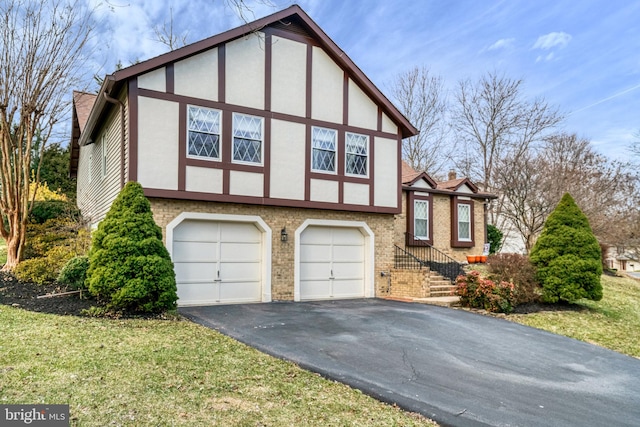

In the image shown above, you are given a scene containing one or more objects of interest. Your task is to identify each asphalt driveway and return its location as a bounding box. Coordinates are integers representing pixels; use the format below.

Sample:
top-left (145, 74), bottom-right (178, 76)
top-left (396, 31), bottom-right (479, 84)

top-left (180, 299), bottom-right (640, 427)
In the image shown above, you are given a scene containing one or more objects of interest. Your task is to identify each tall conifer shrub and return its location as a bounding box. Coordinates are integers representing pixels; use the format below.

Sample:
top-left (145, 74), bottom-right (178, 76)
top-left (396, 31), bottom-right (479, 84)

top-left (530, 193), bottom-right (602, 303)
top-left (87, 182), bottom-right (177, 313)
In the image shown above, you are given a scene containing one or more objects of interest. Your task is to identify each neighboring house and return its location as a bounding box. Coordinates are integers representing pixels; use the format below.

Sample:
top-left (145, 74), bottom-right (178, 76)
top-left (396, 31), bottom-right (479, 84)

top-left (605, 246), bottom-right (640, 272)
top-left (70, 5), bottom-right (419, 306)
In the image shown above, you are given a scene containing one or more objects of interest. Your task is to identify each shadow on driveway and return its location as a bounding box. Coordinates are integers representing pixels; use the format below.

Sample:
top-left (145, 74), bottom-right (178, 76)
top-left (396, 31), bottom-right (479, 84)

top-left (180, 299), bottom-right (640, 427)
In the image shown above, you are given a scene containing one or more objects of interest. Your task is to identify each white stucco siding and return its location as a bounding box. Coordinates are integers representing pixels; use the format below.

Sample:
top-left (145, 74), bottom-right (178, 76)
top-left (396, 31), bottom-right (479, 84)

top-left (137, 96), bottom-right (179, 190)
top-left (229, 170), bottom-right (263, 197)
top-left (374, 136), bottom-right (398, 208)
top-left (185, 166), bottom-right (223, 194)
top-left (225, 34), bottom-right (265, 110)
top-left (381, 113), bottom-right (397, 135)
top-left (348, 80), bottom-right (378, 130)
top-left (310, 179), bottom-right (338, 203)
top-left (174, 48), bottom-right (218, 101)
top-left (343, 182), bottom-right (369, 206)
top-left (270, 120), bottom-right (305, 200)
top-left (311, 46), bottom-right (343, 124)
top-left (271, 36), bottom-right (306, 117)
top-left (138, 67), bottom-right (166, 92)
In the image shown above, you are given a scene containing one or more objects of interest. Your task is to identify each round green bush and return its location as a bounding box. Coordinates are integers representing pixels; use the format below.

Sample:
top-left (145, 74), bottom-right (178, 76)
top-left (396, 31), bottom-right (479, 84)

top-left (86, 182), bottom-right (177, 313)
top-left (530, 193), bottom-right (602, 303)
top-left (57, 256), bottom-right (89, 290)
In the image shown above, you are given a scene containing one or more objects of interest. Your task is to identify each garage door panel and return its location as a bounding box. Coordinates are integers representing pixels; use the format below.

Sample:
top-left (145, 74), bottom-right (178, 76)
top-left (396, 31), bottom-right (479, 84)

top-left (220, 222), bottom-right (260, 242)
top-left (220, 242), bottom-right (262, 261)
top-left (299, 280), bottom-right (332, 300)
top-left (331, 228), bottom-right (362, 243)
top-left (221, 261), bottom-right (261, 281)
top-left (332, 262), bottom-right (364, 279)
top-left (300, 244), bottom-right (331, 261)
top-left (220, 281), bottom-right (262, 302)
top-left (174, 220), bottom-right (219, 241)
top-left (177, 282), bottom-right (219, 305)
top-left (332, 245), bottom-right (364, 262)
top-left (332, 279), bottom-right (364, 297)
top-left (173, 241), bottom-right (218, 262)
top-left (174, 262), bottom-right (216, 282)
top-left (300, 261), bottom-right (330, 280)
top-left (300, 227), bottom-right (332, 244)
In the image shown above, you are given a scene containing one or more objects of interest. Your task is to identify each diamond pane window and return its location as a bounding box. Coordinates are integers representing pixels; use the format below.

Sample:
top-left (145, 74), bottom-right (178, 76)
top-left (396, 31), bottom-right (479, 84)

top-left (233, 113), bottom-right (263, 164)
top-left (458, 204), bottom-right (471, 241)
top-left (187, 106), bottom-right (221, 159)
top-left (414, 200), bottom-right (429, 239)
top-left (312, 127), bottom-right (337, 173)
top-left (346, 132), bottom-right (368, 176)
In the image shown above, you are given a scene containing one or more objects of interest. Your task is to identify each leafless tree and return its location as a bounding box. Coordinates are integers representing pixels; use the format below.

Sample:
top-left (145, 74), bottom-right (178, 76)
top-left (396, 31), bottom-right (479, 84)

top-left (451, 71), bottom-right (563, 227)
top-left (496, 132), bottom-right (640, 253)
top-left (0, 0), bottom-right (93, 269)
top-left (389, 66), bottom-right (452, 177)
top-left (153, 7), bottom-right (189, 51)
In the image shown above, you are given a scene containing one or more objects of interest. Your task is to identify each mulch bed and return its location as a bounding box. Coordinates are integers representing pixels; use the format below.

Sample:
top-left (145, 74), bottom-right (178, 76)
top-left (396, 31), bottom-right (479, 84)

top-left (0, 272), bottom-right (93, 316)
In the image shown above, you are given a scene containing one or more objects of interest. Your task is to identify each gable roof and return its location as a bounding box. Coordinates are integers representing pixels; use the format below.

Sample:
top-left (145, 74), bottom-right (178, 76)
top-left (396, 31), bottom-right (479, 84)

top-left (69, 91), bottom-right (98, 178)
top-left (400, 161), bottom-right (497, 199)
top-left (437, 177), bottom-right (479, 193)
top-left (401, 161), bottom-right (437, 188)
top-left (76, 4), bottom-right (417, 151)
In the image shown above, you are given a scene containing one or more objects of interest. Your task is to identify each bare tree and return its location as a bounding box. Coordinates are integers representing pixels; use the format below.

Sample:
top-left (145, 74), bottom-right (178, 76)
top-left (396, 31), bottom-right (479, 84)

top-left (153, 7), bottom-right (189, 51)
top-left (497, 132), bottom-right (640, 253)
top-left (451, 71), bottom-right (563, 227)
top-left (0, 0), bottom-right (93, 269)
top-left (389, 66), bottom-right (451, 177)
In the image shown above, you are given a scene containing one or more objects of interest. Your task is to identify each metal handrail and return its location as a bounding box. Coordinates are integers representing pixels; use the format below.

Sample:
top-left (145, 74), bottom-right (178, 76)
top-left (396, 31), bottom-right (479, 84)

top-left (396, 233), bottom-right (465, 282)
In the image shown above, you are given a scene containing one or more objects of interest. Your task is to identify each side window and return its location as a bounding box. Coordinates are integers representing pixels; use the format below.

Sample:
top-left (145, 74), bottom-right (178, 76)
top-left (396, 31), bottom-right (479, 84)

top-left (345, 132), bottom-right (368, 177)
top-left (187, 105), bottom-right (221, 160)
top-left (414, 200), bottom-right (429, 239)
top-left (232, 113), bottom-right (263, 164)
top-left (457, 203), bottom-right (471, 241)
top-left (311, 127), bottom-right (337, 173)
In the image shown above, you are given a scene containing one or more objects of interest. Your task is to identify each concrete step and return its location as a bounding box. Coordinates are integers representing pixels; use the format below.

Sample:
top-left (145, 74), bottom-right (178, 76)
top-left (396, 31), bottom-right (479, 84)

top-left (413, 296), bottom-right (460, 307)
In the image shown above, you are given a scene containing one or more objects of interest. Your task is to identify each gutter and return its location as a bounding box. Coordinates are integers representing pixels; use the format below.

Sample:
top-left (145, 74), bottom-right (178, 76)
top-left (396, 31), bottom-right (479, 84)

top-left (102, 90), bottom-right (126, 190)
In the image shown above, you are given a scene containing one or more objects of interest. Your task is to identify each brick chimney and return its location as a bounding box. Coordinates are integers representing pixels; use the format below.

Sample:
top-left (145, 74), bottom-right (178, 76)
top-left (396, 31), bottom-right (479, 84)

top-left (448, 169), bottom-right (457, 181)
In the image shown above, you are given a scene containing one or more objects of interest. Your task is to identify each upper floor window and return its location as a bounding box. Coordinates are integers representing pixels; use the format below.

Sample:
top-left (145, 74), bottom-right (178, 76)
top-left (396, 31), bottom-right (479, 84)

top-left (345, 132), bottom-right (368, 176)
top-left (188, 105), bottom-right (221, 160)
top-left (414, 200), bottom-right (429, 239)
top-left (457, 203), bottom-right (471, 241)
top-left (312, 127), bottom-right (337, 173)
top-left (233, 113), bottom-right (263, 164)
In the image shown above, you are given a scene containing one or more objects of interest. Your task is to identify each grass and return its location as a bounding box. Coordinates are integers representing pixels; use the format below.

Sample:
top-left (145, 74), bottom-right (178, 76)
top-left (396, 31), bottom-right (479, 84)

top-left (509, 274), bottom-right (640, 358)
top-left (0, 306), bottom-right (437, 426)
top-left (0, 237), bottom-right (6, 265)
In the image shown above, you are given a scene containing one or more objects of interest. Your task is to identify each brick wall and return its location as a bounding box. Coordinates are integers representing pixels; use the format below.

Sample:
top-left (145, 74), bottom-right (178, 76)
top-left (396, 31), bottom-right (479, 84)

top-left (388, 268), bottom-right (431, 298)
top-left (149, 198), bottom-right (395, 301)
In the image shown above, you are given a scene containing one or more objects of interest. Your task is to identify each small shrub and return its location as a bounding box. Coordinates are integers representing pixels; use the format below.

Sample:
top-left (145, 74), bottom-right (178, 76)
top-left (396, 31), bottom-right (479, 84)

top-left (15, 246), bottom-right (75, 284)
top-left (454, 270), bottom-right (516, 313)
top-left (29, 200), bottom-right (80, 225)
top-left (487, 224), bottom-right (504, 255)
top-left (57, 256), bottom-right (89, 290)
top-left (487, 253), bottom-right (541, 305)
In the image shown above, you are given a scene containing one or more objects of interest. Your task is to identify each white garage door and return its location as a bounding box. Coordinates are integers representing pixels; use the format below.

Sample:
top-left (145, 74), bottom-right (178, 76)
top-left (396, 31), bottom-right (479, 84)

top-left (299, 226), bottom-right (365, 300)
top-left (172, 220), bottom-right (263, 306)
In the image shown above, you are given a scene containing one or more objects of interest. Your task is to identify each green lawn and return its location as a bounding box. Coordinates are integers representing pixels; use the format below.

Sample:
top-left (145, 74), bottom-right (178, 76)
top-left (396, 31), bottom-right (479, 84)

top-left (0, 306), bottom-right (436, 426)
top-left (0, 237), bottom-right (6, 266)
top-left (510, 274), bottom-right (640, 358)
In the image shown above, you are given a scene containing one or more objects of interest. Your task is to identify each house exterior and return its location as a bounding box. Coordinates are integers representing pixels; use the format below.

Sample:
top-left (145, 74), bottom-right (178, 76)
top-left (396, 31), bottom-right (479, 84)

top-left (70, 5), bottom-right (419, 306)
top-left (394, 162), bottom-right (495, 263)
top-left (605, 246), bottom-right (640, 273)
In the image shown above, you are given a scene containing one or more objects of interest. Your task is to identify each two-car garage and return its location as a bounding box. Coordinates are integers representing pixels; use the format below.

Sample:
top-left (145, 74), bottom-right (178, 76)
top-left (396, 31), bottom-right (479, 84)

top-left (167, 213), bottom-right (373, 306)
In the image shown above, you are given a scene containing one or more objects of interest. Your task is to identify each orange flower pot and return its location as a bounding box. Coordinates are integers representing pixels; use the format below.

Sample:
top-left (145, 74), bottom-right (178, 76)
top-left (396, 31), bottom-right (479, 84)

top-left (478, 255), bottom-right (487, 263)
top-left (466, 255), bottom-right (475, 264)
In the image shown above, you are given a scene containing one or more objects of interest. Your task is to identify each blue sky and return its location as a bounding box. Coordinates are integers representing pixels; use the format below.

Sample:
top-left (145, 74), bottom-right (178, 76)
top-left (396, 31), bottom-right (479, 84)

top-left (85, 0), bottom-right (640, 161)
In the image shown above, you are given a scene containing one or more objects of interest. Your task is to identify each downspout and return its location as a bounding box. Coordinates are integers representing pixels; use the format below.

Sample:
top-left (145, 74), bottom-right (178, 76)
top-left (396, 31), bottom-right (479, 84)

top-left (103, 91), bottom-right (126, 190)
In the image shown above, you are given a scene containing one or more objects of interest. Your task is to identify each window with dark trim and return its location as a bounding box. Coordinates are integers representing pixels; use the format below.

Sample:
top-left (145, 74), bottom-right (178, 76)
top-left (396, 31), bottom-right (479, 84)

top-left (187, 105), bottom-right (221, 160)
top-left (451, 197), bottom-right (475, 248)
top-left (232, 113), bottom-right (263, 164)
top-left (311, 126), bottom-right (337, 173)
top-left (345, 132), bottom-right (368, 176)
top-left (407, 192), bottom-right (433, 246)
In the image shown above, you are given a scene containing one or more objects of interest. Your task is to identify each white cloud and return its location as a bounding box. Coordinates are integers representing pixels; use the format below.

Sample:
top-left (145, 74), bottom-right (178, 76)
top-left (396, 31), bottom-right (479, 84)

top-left (532, 31), bottom-right (572, 50)
top-left (487, 38), bottom-right (515, 51)
top-left (535, 52), bottom-right (555, 62)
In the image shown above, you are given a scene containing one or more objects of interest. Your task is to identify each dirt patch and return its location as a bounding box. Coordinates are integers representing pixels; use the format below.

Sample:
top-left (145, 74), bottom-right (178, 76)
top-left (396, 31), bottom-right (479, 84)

top-left (0, 272), bottom-right (94, 316)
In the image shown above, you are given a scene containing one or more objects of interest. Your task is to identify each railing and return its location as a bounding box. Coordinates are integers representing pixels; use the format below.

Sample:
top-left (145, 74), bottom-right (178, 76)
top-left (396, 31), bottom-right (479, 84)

top-left (394, 233), bottom-right (465, 282)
